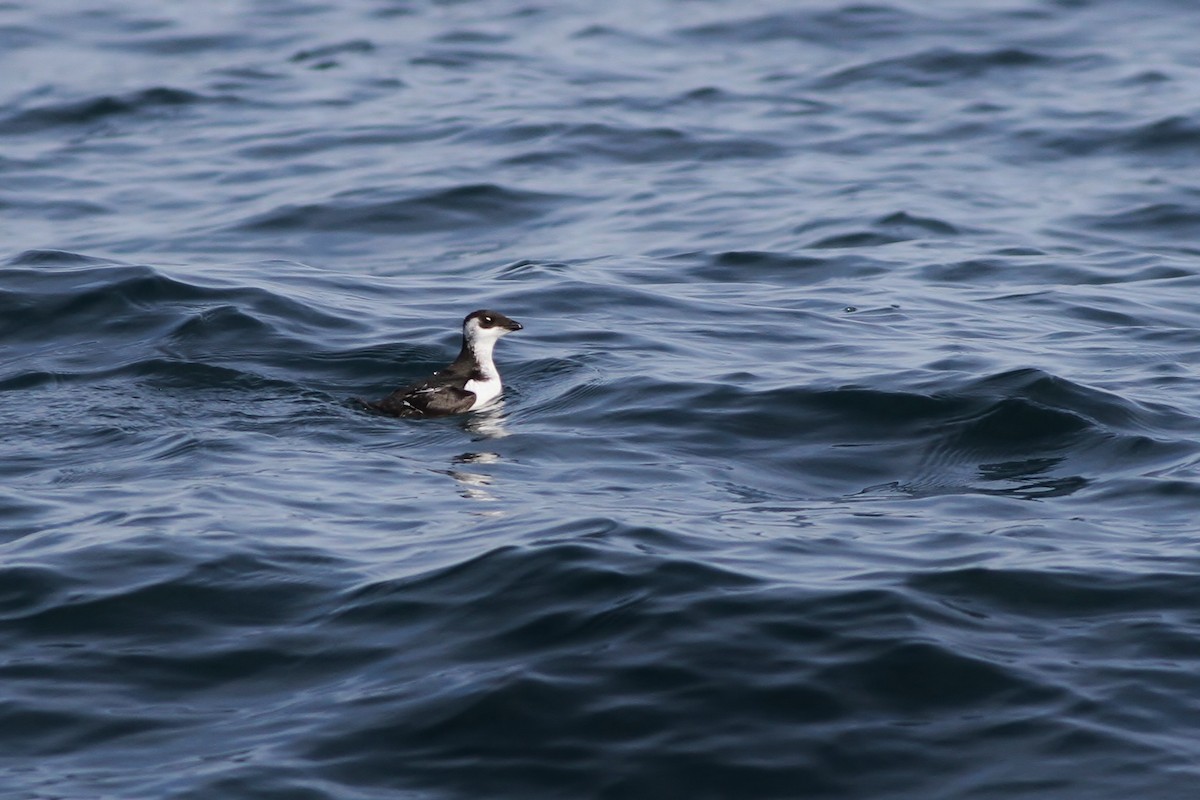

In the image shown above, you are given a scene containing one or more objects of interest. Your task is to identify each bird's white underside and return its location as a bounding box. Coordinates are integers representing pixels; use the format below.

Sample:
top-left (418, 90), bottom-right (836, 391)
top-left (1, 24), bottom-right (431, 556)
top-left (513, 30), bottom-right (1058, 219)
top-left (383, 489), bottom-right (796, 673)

top-left (465, 376), bottom-right (502, 409)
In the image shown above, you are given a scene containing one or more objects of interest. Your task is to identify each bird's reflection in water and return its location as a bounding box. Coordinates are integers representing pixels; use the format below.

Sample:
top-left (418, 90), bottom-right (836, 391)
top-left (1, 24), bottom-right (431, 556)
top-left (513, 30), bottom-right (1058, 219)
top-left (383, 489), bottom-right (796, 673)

top-left (447, 451), bottom-right (502, 504)
top-left (464, 403), bottom-right (510, 439)
top-left (446, 406), bottom-right (511, 505)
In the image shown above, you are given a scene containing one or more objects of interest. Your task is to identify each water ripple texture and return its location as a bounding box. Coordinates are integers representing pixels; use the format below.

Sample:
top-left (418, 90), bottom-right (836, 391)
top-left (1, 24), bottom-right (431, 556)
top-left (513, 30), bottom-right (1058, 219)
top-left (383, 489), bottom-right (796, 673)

top-left (3, 1), bottom-right (1200, 798)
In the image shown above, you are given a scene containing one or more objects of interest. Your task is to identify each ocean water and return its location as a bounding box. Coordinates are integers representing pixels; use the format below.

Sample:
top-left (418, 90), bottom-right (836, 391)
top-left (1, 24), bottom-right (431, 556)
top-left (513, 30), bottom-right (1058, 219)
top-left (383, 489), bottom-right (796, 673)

top-left (3, 0), bottom-right (1200, 797)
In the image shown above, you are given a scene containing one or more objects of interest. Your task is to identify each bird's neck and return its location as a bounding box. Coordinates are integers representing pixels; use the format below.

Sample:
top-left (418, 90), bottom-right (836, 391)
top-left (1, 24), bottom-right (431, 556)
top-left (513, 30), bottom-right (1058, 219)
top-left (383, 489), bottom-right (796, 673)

top-left (453, 335), bottom-right (499, 380)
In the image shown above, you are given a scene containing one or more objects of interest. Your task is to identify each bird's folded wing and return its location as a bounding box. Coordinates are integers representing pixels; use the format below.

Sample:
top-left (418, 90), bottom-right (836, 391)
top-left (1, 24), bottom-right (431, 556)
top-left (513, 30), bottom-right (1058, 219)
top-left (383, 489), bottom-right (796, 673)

top-left (372, 384), bottom-right (476, 417)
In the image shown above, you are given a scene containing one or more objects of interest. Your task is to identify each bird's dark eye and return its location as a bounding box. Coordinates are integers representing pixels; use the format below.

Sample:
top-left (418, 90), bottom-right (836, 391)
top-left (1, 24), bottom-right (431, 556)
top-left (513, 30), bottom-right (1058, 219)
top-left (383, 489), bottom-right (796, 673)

top-left (483, 316), bottom-right (493, 325)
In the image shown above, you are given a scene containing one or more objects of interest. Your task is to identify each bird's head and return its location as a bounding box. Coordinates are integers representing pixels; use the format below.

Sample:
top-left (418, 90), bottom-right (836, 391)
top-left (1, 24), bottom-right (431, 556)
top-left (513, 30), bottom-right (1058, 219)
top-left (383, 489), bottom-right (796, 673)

top-left (463, 309), bottom-right (523, 347)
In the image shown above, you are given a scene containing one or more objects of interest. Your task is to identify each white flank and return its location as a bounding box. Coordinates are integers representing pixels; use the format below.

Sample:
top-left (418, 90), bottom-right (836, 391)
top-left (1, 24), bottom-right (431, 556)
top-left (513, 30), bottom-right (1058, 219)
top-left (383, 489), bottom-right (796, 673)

top-left (465, 376), bottom-right (502, 409)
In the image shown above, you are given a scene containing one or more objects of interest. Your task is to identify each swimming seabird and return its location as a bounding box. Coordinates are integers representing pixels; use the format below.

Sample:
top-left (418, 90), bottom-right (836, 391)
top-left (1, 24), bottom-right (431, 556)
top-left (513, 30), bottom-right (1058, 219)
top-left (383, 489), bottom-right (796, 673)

top-left (363, 309), bottom-right (522, 418)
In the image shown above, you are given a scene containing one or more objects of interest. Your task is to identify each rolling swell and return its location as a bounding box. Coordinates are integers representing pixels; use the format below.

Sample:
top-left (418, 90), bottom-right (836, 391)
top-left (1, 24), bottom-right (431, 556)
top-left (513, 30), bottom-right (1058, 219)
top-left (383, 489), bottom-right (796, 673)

top-left (482, 123), bottom-right (787, 166)
top-left (240, 183), bottom-right (574, 235)
top-left (305, 546), bottom-right (855, 797)
top-left (300, 542), bottom-right (1070, 797)
top-left (0, 87), bottom-right (209, 135)
top-left (815, 47), bottom-right (1100, 90)
top-left (679, 6), bottom-right (922, 44)
top-left (544, 363), bottom-right (1185, 505)
top-left (3, 535), bottom-right (1172, 798)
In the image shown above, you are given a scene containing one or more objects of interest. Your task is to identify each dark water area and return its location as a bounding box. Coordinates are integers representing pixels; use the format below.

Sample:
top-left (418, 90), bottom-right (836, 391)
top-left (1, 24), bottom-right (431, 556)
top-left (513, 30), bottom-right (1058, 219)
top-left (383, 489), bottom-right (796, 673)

top-left (3, 0), bottom-right (1200, 797)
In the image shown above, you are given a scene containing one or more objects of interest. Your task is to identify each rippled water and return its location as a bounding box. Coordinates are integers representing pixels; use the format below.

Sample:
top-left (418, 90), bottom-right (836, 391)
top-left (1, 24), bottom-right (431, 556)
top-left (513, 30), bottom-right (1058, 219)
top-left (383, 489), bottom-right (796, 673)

top-left (3, 1), bottom-right (1200, 797)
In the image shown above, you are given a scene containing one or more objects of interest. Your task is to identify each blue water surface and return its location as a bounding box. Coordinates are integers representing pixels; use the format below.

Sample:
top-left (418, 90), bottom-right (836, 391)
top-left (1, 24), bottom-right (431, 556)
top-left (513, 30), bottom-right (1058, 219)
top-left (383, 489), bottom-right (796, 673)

top-left (2, 1), bottom-right (1200, 798)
